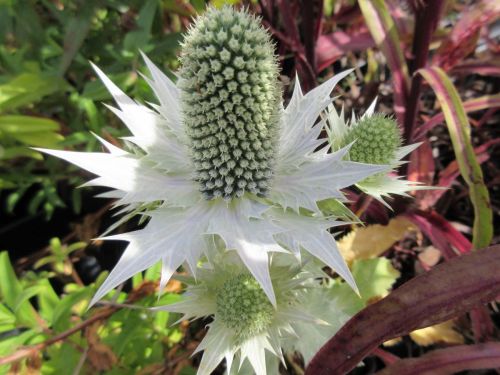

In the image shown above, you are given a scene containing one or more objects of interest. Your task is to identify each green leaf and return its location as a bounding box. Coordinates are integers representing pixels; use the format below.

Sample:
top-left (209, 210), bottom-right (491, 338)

top-left (144, 260), bottom-right (161, 281)
top-left (36, 279), bottom-right (60, 322)
top-left (71, 189), bottom-right (82, 214)
top-left (178, 366), bottom-right (198, 375)
top-left (0, 146), bottom-right (43, 160)
top-left (58, 1), bottom-right (96, 75)
top-left (0, 252), bottom-right (38, 327)
top-left (0, 303), bottom-right (16, 331)
top-left (42, 339), bottom-right (81, 373)
top-left (13, 285), bottom-right (48, 313)
top-left (132, 272), bottom-right (143, 288)
top-left (0, 73), bottom-right (66, 111)
top-left (0, 115), bottom-right (63, 148)
top-left (211, 0), bottom-right (241, 8)
top-left (0, 329), bottom-right (39, 358)
top-left (317, 198), bottom-right (361, 223)
top-left (82, 72), bottom-right (135, 101)
top-left (123, 0), bottom-right (158, 52)
top-left (351, 258), bottom-right (400, 304)
top-left (6, 186), bottom-right (29, 213)
top-left (8, 131), bottom-right (64, 148)
top-left (0, 115), bottom-right (60, 133)
top-left (418, 67), bottom-right (493, 249)
top-left (51, 287), bottom-right (92, 330)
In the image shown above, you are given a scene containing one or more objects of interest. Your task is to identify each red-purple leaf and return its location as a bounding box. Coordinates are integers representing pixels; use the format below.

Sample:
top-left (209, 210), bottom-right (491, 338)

top-left (416, 139), bottom-right (500, 208)
top-left (406, 210), bottom-right (471, 259)
top-left (452, 61), bottom-right (500, 77)
top-left (402, 0), bottom-right (446, 143)
top-left (377, 343), bottom-right (500, 375)
top-left (418, 67), bottom-right (492, 249)
top-left (415, 93), bottom-right (500, 140)
top-left (316, 31), bottom-right (374, 71)
top-left (408, 140), bottom-right (435, 189)
top-left (470, 306), bottom-right (495, 343)
top-left (432, 0), bottom-right (500, 70)
top-left (358, 0), bottom-right (410, 124)
top-left (305, 245), bottom-right (500, 375)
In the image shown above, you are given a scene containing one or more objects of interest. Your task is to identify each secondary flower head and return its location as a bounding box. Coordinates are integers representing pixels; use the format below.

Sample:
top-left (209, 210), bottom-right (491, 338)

top-left (156, 253), bottom-right (328, 375)
top-left (38, 6), bottom-right (384, 307)
top-left (325, 99), bottom-right (427, 206)
top-left (341, 113), bottom-right (402, 166)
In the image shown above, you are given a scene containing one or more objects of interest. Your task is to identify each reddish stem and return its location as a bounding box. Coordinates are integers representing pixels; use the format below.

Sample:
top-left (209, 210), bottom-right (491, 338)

top-left (403, 1), bottom-right (446, 147)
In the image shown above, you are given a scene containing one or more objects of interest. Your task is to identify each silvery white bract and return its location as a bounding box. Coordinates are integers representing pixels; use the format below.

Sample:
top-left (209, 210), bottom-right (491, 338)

top-left (325, 99), bottom-right (430, 207)
top-left (154, 252), bottom-right (331, 375)
top-left (38, 7), bottom-right (384, 307)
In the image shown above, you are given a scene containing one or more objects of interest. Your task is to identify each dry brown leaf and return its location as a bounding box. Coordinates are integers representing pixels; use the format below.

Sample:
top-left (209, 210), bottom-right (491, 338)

top-left (338, 216), bottom-right (418, 263)
top-left (409, 320), bottom-right (464, 346)
top-left (85, 322), bottom-right (118, 371)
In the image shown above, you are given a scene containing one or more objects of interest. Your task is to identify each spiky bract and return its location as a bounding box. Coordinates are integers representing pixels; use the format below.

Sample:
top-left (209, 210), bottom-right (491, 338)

top-left (179, 7), bottom-right (281, 200)
top-left (38, 6), bottom-right (386, 316)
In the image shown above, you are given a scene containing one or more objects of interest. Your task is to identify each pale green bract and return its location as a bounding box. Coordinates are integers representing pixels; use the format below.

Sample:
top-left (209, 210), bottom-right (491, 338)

top-left (154, 252), bottom-right (331, 375)
top-left (37, 6), bottom-right (385, 310)
top-left (157, 252), bottom-right (401, 375)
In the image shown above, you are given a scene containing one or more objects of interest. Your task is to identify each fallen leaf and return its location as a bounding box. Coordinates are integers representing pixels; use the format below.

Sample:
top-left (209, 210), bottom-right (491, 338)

top-left (338, 216), bottom-right (418, 262)
top-left (410, 320), bottom-right (464, 346)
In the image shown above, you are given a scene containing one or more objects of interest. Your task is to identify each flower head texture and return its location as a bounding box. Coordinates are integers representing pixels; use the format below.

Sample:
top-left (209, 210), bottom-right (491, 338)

top-left (38, 7), bottom-right (384, 307)
top-left (155, 252), bottom-right (330, 375)
top-left (325, 99), bottom-right (430, 207)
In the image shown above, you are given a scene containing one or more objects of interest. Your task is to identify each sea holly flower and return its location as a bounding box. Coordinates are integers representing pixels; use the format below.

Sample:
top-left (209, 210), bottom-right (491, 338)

top-left (325, 100), bottom-right (429, 206)
top-left (155, 252), bottom-right (330, 375)
top-left (38, 7), bottom-right (384, 307)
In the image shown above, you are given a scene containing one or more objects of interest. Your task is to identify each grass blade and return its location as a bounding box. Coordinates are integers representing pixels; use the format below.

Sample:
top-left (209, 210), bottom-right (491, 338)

top-left (358, 0), bottom-right (410, 123)
top-left (415, 93), bottom-right (500, 139)
top-left (418, 67), bottom-right (493, 249)
top-left (316, 31), bottom-right (374, 72)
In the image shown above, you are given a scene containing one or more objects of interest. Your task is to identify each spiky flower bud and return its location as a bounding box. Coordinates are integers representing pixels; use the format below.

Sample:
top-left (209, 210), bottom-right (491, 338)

top-left (179, 7), bottom-right (281, 200)
top-left (216, 274), bottom-right (275, 340)
top-left (342, 114), bottom-right (401, 165)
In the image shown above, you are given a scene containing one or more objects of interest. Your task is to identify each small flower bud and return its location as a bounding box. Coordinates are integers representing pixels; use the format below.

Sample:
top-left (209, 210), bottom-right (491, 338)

top-left (342, 114), bottom-right (402, 165)
top-left (216, 274), bottom-right (274, 340)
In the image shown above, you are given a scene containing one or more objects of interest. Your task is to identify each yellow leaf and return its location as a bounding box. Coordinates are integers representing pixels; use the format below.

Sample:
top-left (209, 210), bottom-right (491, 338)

top-left (410, 320), bottom-right (464, 346)
top-left (384, 320), bottom-right (464, 347)
top-left (338, 216), bottom-right (418, 263)
top-left (383, 337), bottom-right (401, 347)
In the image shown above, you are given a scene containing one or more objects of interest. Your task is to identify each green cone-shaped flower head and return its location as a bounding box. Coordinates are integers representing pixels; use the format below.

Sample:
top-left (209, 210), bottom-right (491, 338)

top-left (179, 7), bottom-right (281, 200)
top-left (342, 114), bottom-right (401, 165)
top-left (216, 273), bottom-right (275, 340)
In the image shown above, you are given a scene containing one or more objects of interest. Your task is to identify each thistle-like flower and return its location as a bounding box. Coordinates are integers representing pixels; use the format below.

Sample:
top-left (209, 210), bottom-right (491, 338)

top-left (38, 7), bottom-right (383, 306)
top-left (155, 252), bottom-right (329, 375)
top-left (325, 100), bottom-right (427, 206)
